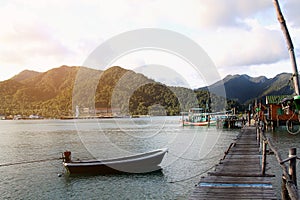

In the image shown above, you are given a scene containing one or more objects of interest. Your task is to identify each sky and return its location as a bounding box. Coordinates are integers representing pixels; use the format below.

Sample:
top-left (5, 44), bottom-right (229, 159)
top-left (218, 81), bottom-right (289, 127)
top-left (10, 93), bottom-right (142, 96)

top-left (0, 0), bottom-right (300, 88)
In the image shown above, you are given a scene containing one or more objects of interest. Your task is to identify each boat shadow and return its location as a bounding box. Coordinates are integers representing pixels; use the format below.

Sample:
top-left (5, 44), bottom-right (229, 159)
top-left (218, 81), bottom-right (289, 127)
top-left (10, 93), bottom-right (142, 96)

top-left (63, 168), bottom-right (165, 179)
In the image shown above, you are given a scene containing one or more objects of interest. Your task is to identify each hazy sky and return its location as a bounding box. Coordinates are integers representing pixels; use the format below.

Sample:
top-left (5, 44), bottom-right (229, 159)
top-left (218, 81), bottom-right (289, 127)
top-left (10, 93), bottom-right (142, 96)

top-left (0, 0), bottom-right (300, 88)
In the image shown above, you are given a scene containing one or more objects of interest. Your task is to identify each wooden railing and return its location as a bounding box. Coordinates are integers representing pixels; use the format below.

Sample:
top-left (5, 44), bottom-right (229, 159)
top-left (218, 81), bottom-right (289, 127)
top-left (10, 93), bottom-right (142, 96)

top-left (256, 124), bottom-right (299, 200)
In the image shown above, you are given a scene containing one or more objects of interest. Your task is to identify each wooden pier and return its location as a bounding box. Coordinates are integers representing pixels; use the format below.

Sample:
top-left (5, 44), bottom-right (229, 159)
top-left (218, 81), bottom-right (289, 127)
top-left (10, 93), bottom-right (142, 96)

top-left (190, 126), bottom-right (277, 199)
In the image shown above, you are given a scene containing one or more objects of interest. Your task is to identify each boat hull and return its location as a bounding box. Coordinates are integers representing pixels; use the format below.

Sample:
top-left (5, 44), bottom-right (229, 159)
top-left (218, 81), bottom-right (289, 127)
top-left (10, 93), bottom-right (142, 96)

top-left (63, 148), bottom-right (168, 175)
top-left (183, 121), bottom-right (217, 126)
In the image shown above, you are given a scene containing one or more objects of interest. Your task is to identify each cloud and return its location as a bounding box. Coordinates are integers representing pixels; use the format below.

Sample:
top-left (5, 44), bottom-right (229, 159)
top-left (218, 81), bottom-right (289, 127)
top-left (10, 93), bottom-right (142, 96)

top-left (199, 19), bottom-right (289, 70)
top-left (0, 0), bottom-right (298, 84)
top-left (198, 0), bottom-right (271, 28)
top-left (0, 3), bottom-right (74, 69)
top-left (284, 0), bottom-right (300, 28)
top-left (218, 59), bottom-right (295, 79)
top-left (136, 64), bottom-right (189, 87)
top-left (110, 50), bottom-right (208, 88)
top-left (0, 27), bottom-right (72, 67)
top-left (144, 0), bottom-right (272, 29)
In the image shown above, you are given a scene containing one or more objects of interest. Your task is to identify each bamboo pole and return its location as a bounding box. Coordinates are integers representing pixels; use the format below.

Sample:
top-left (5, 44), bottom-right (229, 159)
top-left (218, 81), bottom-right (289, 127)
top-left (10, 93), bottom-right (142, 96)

top-left (273, 0), bottom-right (300, 95)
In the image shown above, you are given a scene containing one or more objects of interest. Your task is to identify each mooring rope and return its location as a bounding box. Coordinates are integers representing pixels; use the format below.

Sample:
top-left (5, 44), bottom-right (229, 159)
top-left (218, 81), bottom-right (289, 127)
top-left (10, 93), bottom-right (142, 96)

top-left (166, 151), bottom-right (223, 183)
top-left (168, 164), bottom-right (216, 183)
top-left (167, 151), bottom-right (222, 162)
top-left (0, 157), bottom-right (62, 167)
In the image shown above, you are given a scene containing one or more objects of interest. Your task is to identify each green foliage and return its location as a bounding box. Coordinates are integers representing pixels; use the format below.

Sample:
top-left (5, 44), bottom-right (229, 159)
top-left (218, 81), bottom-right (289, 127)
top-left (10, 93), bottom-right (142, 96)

top-left (0, 65), bottom-right (243, 118)
top-left (129, 83), bottom-right (180, 116)
top-left (205, 73), bottom-right (295, 104)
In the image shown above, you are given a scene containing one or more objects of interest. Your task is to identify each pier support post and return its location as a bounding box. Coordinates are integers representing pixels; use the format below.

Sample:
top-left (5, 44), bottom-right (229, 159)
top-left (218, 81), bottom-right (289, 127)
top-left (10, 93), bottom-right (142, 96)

top-left (208, 115), bottom-right (210, 127)
top-left (248, 111), bottom-right (251, 125)
top-left (256, 126), bottom-right (260, 145)
top-left (281, 176), bottom-right (290, 200)
top-left (289, 148), bottom-right (297, 187)
top-left (261, 141), bottom-right (267, 176)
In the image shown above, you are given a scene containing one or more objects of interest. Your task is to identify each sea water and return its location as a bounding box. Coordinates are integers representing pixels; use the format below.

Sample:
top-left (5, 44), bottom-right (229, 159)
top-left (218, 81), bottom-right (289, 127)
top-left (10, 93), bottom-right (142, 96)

top-left (0, 117), bottom-right (298, 199)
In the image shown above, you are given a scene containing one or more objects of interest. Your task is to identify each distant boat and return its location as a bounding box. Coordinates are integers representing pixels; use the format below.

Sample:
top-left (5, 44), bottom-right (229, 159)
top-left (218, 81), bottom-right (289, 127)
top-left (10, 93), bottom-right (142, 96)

top-left (181, 108), bottom-right (217, 126)
top-left (182, 120), bottom-right (216, 126)
top-left (63, 148), bottom-right (168, 175)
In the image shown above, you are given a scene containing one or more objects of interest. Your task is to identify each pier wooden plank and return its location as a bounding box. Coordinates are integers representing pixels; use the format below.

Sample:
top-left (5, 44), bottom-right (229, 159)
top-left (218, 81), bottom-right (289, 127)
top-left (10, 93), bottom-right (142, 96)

top-left (189, 126), bottom-right (277, 199)
top-left (199, 176), bottom-right (273, 184)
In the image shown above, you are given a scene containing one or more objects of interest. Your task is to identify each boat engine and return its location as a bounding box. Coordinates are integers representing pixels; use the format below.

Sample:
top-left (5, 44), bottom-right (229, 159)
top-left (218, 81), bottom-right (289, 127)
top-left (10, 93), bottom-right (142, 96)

top-left (63, 151), bottom-right (71, 163)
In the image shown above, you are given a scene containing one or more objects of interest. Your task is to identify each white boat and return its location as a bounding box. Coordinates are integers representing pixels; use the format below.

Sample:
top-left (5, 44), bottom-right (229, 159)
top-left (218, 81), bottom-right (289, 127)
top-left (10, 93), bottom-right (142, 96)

top-left (182, 120), bottom-right (217, 126)
top-left (63, 148), bottom-right (168, 174)
top-left (181, 108), bottom-right (216, 126)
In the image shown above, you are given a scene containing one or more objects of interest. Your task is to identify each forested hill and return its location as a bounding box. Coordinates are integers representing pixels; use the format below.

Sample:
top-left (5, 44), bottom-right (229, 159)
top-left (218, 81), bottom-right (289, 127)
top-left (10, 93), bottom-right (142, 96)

top-left (0, 65), bottom-right (294, 118)
top-left (200, 73), bottom-right (295, 104)
top-left (1, 65), bottom-right (237, 118)
top-left (0, 66), bottom-right (84, 117)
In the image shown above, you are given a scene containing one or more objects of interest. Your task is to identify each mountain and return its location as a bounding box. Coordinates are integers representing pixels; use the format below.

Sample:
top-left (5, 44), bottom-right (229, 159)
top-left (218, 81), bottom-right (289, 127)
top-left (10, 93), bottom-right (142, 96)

top-left (2, 65), bottom-right (292, 118)
top-left (0, 65), bottom-right (191, 117)
top-left (0, 66), bottom-right (81, 117)
top-left (11, 70), bottom-right (41, 82)
top-left (204, 73), bottom-right (294, 104)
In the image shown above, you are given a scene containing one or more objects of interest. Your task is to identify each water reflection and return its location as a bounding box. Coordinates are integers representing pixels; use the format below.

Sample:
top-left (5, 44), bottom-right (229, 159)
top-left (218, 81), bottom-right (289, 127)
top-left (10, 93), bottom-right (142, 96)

top-left (0, 117), bottom-right (239, 199)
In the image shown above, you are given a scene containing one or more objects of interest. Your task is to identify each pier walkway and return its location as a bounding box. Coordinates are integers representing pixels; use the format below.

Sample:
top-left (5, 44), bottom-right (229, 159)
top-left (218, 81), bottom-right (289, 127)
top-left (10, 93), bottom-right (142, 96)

top-left (190, 126), bottom-right (277, 199)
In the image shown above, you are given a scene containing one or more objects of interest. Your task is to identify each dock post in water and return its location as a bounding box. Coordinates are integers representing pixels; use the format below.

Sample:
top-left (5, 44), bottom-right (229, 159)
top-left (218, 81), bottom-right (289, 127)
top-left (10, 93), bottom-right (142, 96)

top-left (281, 148), bottom-right (297, 200)
top-left (280, 148), bottom-right (298, 200)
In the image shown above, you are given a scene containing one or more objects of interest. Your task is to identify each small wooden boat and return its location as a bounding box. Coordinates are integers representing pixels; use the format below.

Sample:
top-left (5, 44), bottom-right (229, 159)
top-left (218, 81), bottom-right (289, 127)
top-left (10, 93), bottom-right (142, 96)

top-left (63, 148), bottom-right (168, 174)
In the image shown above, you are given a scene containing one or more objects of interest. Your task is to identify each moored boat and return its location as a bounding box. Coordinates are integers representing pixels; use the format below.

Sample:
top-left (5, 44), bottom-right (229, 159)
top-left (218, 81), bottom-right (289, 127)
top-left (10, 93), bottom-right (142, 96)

top-left (181, 108), bottom-right (216, 126)
top-left (63, 148), bottom-right (168, 174)
top-left (182, 120), bottom-right (217, 126)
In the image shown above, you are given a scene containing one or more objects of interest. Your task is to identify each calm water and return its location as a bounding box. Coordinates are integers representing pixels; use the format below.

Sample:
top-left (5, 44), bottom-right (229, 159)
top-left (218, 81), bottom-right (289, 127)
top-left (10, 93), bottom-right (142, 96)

top-left (0, 117), bottom-right (238, 199)
top-left (0, 117), bottom-right (299, 199)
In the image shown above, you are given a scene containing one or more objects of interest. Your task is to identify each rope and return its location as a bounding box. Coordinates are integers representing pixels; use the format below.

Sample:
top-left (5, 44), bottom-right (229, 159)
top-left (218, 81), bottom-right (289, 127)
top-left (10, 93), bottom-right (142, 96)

top-left (0, 157), bottom-right (62, 167)
top-left (167, 152), bottom-right (223, 183)
top-left (168, 164), bottom-right (216, 183)
top-left (167, 151), bottom-right (221, 162)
